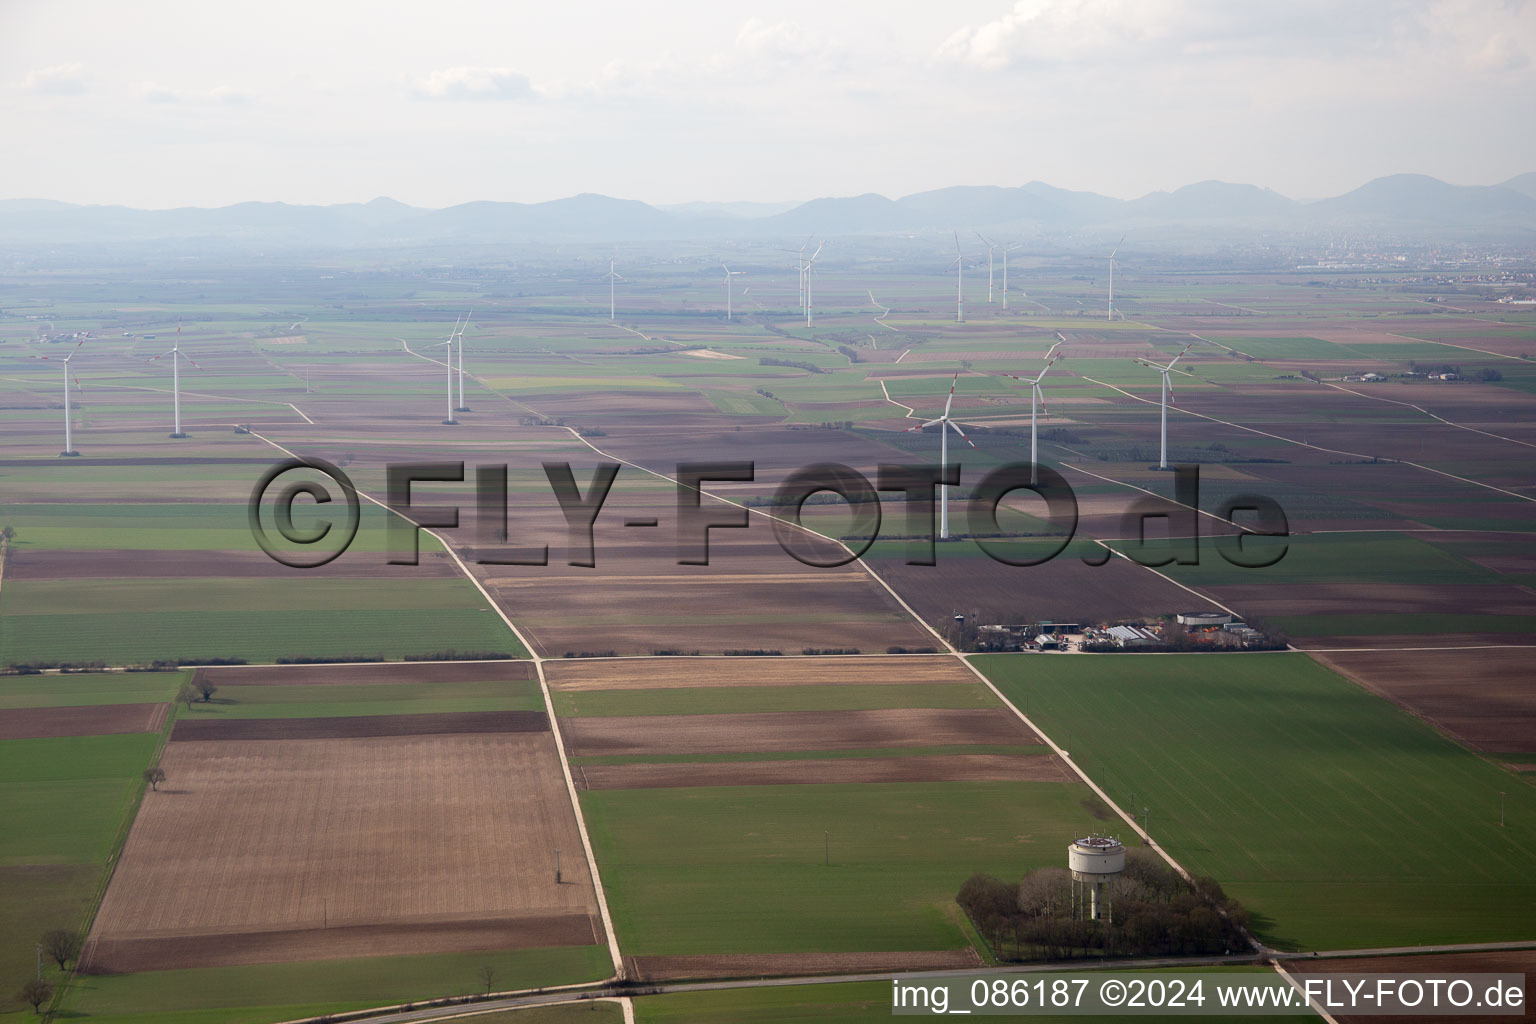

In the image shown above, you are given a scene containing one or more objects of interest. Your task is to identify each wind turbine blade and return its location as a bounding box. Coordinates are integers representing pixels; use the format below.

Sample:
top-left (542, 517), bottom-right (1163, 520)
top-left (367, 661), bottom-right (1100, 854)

top-left (1035, 384), bottom-right (1050, 419)
top-left (947, 419), bottom-right (978, 448)
top-left (1044, 340), bottom-right (1062, 362)
top-left (1166, 373), bottom-right (1176, 404)
top-left (1168, 342), bottom-right (1193, 367)
top-left (1110, 233), bottom-right (1125, 259)
top-left (944, 374), bottom-right (957, 418)
top-left (908, 418), bottom-right (944, 431)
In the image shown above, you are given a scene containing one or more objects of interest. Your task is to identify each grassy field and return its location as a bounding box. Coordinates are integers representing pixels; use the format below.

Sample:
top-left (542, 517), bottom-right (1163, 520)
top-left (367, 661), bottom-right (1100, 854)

top-left (0, 578), bottom-right (525, 665)
top-left (581, 780), bottom-right (1103, 957)
top-left (0, 671), bottom-right (183, 709)
top-left (975, 652), bottom-right (1536, 950)
top-left (55, 945), bottom-right (613, 1024)
top-left (0, 699), bottom-right (175, 1019)
top-left (551, 683), bottom-right (1000, 718)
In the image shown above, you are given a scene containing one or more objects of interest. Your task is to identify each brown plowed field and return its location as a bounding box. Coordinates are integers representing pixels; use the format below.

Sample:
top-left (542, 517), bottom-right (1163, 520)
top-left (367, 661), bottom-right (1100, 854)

top-left (86, 730), bottom-right (598, 972)
top-left (169, 710), bottom-right (548, 741)
top-left (1286, 950), bottom-right (1536, 1024)
top-left (575, 753), bottom-right (1072, 790)
top-left (0, 702), bottom-right (168, 740)
top-left (1211, 583), bottom-right (1536, 619)
top-left (546, 655), bottom-right (972, 692)
top-left (1311, 647), bottom-right (1536, 752)
top-left (197, 661), bottom-right (534, 686)
top-left (563, 708), bottom-right (1038, 757)
top-left (83, 913), bottom-right (599, 973)
top-left (4, 548), bottom-right (461, 580)
top-left (625, 948), bottom-right (982, 981)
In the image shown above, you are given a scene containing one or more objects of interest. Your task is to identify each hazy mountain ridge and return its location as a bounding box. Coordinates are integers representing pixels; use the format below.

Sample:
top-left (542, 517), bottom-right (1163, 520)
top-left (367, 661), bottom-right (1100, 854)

top-left (3, 173), bottom-right (1532, 248)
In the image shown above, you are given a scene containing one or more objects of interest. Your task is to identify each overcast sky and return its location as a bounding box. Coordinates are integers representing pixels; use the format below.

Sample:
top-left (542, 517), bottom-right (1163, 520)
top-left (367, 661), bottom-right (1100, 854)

top-left (2, 0), bottom-right (1533, 209)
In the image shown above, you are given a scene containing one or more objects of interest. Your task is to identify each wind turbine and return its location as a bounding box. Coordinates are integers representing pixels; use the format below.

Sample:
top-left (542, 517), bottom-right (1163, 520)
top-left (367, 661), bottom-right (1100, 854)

top-left (35, 338), bottom-right (86, 456)
top-left (995, 342), bottom-right (1061, 484)
top-left (434, 315), bottom-right (462, 425)
top-left (1107, 234), bottom-right (1125, 322)
top-left (905, 373), bottom-right (976, 540)
top-left (977, 234), bottom-right (999, 304)
top-left (784, 235), bottom-right (814, 311)
top-left (145, 318), bottom-right (200, 438)
top-left (949, 231), bottom-right (968, 323)
top-left (804, 242), bottom-right (823, 327)
top-left (721, 263), bottom-right (744, 321)
top-left (604, 259), bottom-right (623, 320)
top-left (1135, 342), bottom-right (1192, 469)
top-left (1001, 242), bottom-right (1022, 311)
top-left (454, 311), bottom-right (471, 412)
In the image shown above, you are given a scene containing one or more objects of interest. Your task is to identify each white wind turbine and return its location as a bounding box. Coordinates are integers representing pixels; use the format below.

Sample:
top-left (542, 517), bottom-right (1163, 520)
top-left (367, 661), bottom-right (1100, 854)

top-left (786, 234), bottom-right (814, 311)
top-left (1107, 234), bottom-right (1125, 321)
top-left (605, 260), bottom-right (623, 320)
top-left (1136, 342), bottom-right (1192, 469)
top-left (977, 234), bottom-right (999, 304)
top-left (905, 373), bottom-right (976, 540)
top-left (35, 337), bottom-right (86, 456)
top-left (434, 314), bottom-right (463, 425)
top-left (995, 342), bottom-right (1061, 484)
top-left (804, 242), bottom-right (823, 327)
top-left (454, 311), bottom-right (471, 412)
top-left (1001, 242), bottom-right (1023, 311)
top-left (721, 263), bottom-right (744, 321)
top-left (145, 317), bottom-right (200, 438)
top-left (949, 231), bottom-right (968, 323)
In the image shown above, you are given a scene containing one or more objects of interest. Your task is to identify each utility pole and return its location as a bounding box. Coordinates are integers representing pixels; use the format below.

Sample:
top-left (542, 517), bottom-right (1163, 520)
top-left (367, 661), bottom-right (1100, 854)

top-left (322, 897), bottom-right (327, 928)
top-left (36, 944), bottom-right (43, 981)
top-left (1143, 807), bottom-right (1150, 834)
top-left (1500, 792), bottom-right (1506, 828)
top-left (824, 831), bottom-right (829, 867)
top-left (556, 848), bottom-right (562, 884)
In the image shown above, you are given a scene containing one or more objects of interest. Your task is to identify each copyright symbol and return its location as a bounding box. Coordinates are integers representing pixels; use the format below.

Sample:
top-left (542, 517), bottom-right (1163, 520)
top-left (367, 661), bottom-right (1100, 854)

top-left (1100, 980), bottom-right (1127, 1007)
top-left (248, 458), bottom-right (360, 568)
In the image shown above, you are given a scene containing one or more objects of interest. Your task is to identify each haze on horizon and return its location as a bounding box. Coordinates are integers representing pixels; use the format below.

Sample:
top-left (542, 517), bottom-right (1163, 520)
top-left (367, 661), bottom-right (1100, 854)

top-left (2, 0), bottom-right (1533, 211)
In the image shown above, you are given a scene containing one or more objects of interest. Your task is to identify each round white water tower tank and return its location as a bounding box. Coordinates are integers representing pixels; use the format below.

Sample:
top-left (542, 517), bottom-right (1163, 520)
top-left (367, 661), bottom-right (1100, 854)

top-left (1068, 836), bottom-right (1125, 877)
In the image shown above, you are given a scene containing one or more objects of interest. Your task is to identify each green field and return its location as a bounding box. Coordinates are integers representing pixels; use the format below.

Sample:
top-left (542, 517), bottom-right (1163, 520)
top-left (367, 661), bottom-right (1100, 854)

top-left (581, 780), bottom-right (1104, 957)
top-left (56, 945), bottom-right (612, 1024)
top-left (0, 578), bottom-right (525, 665)
top-left (0, 671), bottom-right (183, 709)
top-left (975, 653), bottom-right (1536, 950)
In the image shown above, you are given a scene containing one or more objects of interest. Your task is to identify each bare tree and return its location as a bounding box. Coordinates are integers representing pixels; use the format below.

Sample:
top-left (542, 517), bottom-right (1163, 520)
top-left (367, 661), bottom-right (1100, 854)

top-left (1017, 867), bottom-right (1072, 919)
top-left (41, 928), bottom-right (80, 970)
top-left (476, 964), bottom-right (497, 995)
top-left (1, 525), bottom-right (14, 542)
top-left (177, 683), bottom-right (198, 709)
top-left (143, 766), bottom-right (166, 791)
top-left (195, 677), bottom-right (217, 703)
top-left (17, 978), bottom-right (52, 1015)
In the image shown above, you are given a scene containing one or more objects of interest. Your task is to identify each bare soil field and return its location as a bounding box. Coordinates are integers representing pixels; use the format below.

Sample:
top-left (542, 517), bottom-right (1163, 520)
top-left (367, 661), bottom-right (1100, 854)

top-left (5, 548), bottom-right (462, 580)
top-left (1286, 950), bottom-right (1536, 1024)
top-left (625, 948), bottom-right (981, 981)
top-left (562, 708), bottom-right (1038, 757)
top-left (169, 710), bottom-right (548, 741)
top-left (546, 655), bottom-right (972, 692)
top-left (198, 661), bottom-right (535, 687)
top-left (0, 702), bottom-right (168, 740)
top-left (83, 913), bottom-right (600, 973)
top-left (85, 730), bottom-right (598, 971)
top-left (574, 752), bottom-right (1072, 790)
top-left (1211, 583), bottom-right (1536, 618)
top-left (1310, 647), bottom-right (1536, 752)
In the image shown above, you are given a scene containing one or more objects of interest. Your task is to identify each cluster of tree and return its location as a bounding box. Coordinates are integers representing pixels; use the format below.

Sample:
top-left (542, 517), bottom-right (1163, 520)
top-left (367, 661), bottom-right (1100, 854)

top-left (13, 929), bottom-right (84, 1014)
top-left (177, 678), bottom-right (217, 707)
top-left (758, 357), bottom-right (826, 373)
top-left (837, 345), bottom-right (861, 363)
top-left (722, 648), bottom-right (782, 656)
top-left (561, 650), bottom-right (617, 659)
top-left (1478, 368), bottom-right (1504, 381)
top-left (403, 650), bottom-right (514, 661)
top-left (577, 426), bottom-right (607, 437)
top-left (1, 524), bottom-right (14, 543)
top-left (650, 647), bottom-right (700, 656)
top-left (802, 647), bottom-right (861, 655)
top-left (957, 850), bottom-right (1249, 962)
top-left (518, 415), bottom-right (567, 427)
top-left (886, 645), bottom-right (939, 654)
top-left (274, 653), bottom-right (385, 664)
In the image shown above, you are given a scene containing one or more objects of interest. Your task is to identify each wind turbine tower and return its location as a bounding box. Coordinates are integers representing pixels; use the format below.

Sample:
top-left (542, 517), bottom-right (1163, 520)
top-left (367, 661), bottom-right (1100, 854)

top-left (146, 318), bottom-right (200, 438)
top-left (605, 260), bottom-right (623, 320)
top-left (905, 373), bottom-right (976, 539)
top-left (996, 342), bottom-right (1061, 484)
top-left (950, 232), bottom-right (967, 323)
top-left (977, 234), bottom-right (999, 304)
top-left (435, 315), bottom-right (462, 425)
top-left (1136, 343), bottom-right (1192, 469)
top-left (454, 311), bottom-right (471, 413)
top-left (721, 264), bottom-right (744, 321)
top-left (1001, 242), bottom-right (1022, 311)
top-left (37, 338), bottom-right (85, 456)
top-left (804, 242), bottom-right (823, 327)
top-left (1107, 235), bottom-right (1125, 322)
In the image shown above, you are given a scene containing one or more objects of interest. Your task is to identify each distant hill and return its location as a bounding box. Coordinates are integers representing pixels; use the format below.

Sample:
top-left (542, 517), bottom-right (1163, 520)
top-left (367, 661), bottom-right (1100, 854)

top-left (1, 173), bottom-right (1531, 249)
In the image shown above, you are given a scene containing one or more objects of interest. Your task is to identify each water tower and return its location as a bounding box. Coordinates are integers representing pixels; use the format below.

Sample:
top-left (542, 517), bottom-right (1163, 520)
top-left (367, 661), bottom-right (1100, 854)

top-left (1068, 835), bottom-right (1125, 923)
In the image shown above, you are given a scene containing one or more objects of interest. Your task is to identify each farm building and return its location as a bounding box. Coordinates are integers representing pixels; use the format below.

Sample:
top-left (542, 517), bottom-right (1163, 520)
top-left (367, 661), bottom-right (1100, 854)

top-left (1177, 612), bottom-right (1232, 627)
top-left (1105, 625), bottom-right (1163, 648)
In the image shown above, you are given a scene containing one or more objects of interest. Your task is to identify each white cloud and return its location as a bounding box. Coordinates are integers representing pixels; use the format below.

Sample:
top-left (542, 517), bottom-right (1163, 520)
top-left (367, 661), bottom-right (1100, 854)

top-left (139, 82), bottom-right (255, 105)
top-left (22, 62), bottom-right (86, 95)
top-left (412, 66), bottom-right (537, 101)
